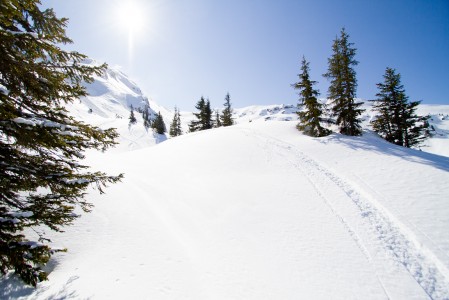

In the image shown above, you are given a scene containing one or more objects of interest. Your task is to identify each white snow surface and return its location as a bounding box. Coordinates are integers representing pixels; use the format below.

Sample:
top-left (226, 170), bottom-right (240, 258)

top-left (2, 121), bottom-right (449, 299)
top-left (2, 64), bottom-right (449, 299)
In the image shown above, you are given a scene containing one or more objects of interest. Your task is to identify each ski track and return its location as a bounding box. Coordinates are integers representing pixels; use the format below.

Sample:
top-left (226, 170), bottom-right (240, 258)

top-left (248, 128), bottom-right (449, 299)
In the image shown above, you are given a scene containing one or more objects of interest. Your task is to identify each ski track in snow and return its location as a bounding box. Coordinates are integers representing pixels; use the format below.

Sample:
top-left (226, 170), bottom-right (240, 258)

top-left (247, 128), bottom-right (449, 299)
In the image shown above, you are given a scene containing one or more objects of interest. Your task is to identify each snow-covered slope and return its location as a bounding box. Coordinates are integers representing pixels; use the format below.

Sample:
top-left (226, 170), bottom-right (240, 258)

top-left (229, 101), bottom-right (449, 157)
top-left (65, 62), bottom-right (449, 157)
top-left (2, 64), bottom-right (449, 298)
top-left (2, 121), bottom-right (449, 299)
top-left (68, 59), bottom-right (172, 152)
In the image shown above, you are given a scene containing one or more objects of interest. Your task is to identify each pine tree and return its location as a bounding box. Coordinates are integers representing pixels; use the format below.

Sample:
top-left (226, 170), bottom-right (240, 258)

top-left (169, 107), bottom-right (182, 137)
top-left (371, 67), bottom-right (429, 148)
top-left (293, 56), bottom-right (331, 137)
top-left (204, 99), bottom-right (212, 129)
top-left (323, 28), bottom-right (364, 136)
top-left (220, 93), bottom-right (234, 126)
top-left (129, 105), bottom-right (137, 125)
top-left (152, 111), bottom-right (166, 134)
top-left (142, 105), bottom-right (152, 130)
top-left (0, 0), bottom-right (123, 286)
top-left (189, 97), bottom-right (212, 132)
top-left (214, 110), bottom-right (222, 128)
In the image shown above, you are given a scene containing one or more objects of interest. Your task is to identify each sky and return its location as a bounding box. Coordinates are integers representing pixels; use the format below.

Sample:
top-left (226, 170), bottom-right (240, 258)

top-left (41, 0), bottom-right (449, 111)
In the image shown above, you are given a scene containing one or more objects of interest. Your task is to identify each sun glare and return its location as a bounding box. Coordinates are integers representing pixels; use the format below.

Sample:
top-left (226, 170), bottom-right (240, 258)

top-left (117, 1), bottom-right (146, 34)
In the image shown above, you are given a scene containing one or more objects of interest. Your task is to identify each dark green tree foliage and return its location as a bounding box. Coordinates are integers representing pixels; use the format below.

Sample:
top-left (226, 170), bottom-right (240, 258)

top-left (129, 105), bottom-right (137, 125)
top-left (214, 110), bottom-right (222, 128)
top-left (152, 111), bottom-right (166, 134)
top-left (220, 93), bottom-right (234, 127)
top-left (142, 105), bottom-right (152, 129)
top-left (323, 28), bottom-right (364, 136)
top-left (0, 0), bottom-right (123, 285)
top-left (293, 57), bottom-right (331, 137)
top-left (188, 97), bottom-right (212, 132)
top-left (169, 106), bottom-right (182, 137)
top-left (371, 67), bottom-right (429, 148)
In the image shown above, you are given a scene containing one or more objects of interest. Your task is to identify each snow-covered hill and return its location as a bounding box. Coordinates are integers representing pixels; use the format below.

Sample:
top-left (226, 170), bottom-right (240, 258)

top-left (2, 64), bottom-right (449, 299)
top-left (2, 121), bottom-right (449, 299)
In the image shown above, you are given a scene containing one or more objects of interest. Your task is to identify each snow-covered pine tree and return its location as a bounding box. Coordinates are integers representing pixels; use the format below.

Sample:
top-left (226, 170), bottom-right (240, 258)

top-left (371, 67), bottom-right (429, 148)
top-left (152, 111), bottom-right (166, 135)
top-left (129, 105), bottom-right (137, 125)
top-left (323, 28), bottom-right (364, 136)
top-left (293, 56), bottom-right (331, 137)
top-left (188, 97), bottom-right (212, 132)
top-left (0, 0), bottom-right (123, 286)
top-left (220, 93), bottom-right (234, 127)
top-left (169, 107), bottom-right (182, 137)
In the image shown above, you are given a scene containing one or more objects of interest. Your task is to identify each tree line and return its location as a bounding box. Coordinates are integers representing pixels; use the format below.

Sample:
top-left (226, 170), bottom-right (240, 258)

top-left (128, 104), bottom-right (166, 135)
top-left (294, 27), bottom-right (430, 148)
top-left (128, 92), bottom-right (235, 138)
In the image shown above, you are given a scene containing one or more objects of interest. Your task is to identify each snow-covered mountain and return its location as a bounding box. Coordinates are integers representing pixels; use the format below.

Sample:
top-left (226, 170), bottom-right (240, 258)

top-left (65, 61), bottom-right (449, 157)
top-left (2, 64), bottom-right (449, 299)
top-left (67, 59), bottom-right (173, 152)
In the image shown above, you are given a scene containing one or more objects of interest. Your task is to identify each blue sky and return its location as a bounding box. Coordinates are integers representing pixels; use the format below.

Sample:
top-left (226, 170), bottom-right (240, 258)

top-left (42, 0), bottom-right (449, 110)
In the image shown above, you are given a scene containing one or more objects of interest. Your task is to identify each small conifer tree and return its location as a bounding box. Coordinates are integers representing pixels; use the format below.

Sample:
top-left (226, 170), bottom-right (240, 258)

top-left (152, 111), bottom-right (166, 134)
top-left (169, 107), bottom-right (182, 137)
top-left (371, 67), bottom-right (429, 148)
top-left (129, 105), bottom-right (137, 125)
top-left (220, 93), bottom-right (234, 126)
top-left (214, 110), bottom-right (222, 128)
top-left (142, 105), bottom-right (152, 129)
top-left (0, 0), bottom-right (122, 285)
top-left (189, 97), bottom-right (212, 132)
top-left (323, 28), bottom-right (364, 136)
top-left (293, 56), bottom-right (331, 137)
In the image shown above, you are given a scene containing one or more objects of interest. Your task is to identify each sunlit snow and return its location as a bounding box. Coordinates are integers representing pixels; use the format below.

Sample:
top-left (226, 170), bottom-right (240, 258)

top-left (2, 64), bottom-right (449, 299)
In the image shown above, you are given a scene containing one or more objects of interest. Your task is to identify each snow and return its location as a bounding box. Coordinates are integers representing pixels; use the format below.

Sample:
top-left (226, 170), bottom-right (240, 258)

top-left (12, 117), bottom-right (36, 127)
top-left (8, 211), bottom-right (34, 218)
top-left (2, 121), bottom-right (449, 299)
top-left (2, 63), bottom-right (449, 298)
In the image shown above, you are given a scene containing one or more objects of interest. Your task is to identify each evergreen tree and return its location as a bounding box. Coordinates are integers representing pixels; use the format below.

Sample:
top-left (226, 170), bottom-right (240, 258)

top-left (220, 93), bottom-right (234, 126)
top-left (371, 67), bottom-right (429, 148)
top-left (323, 28), bottom-right (364, 136)
top-left (0, 0), bottom-right (122, 285)
top-left (142, 105), bottom-right (152, 129)
top-left (129, 105), bottom-right (137, 125)
top-left (169, 107), bottom-right (182, 137)
top-left (293, 56), bottom-right (331, 137)
top-left (214, 110), bottom-right (222, 128)
top-left (189, 97), bottom-right (212, 132)
top-left (152, 111), bottom-right (166, 134)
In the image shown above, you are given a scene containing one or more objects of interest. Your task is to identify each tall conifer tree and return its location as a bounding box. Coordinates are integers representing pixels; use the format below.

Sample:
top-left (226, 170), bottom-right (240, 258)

top-left (293, 56), bottom-right (330, 137)
top-left (214, 110), bottom-right (222, 128)
top-left (323, 28), bottom-right (364, 136)
top-left (189, 97), bottom-right (212, 132)
top-left (169, 107), bottom-right (182, 137)
top-left (371, 67), bottom-right (429, 148)
top-left (152, 111), bottom-right (166, 134)
top-left (220, 93), bottom-right (234, 127)
top-left (142, 105), bottom-right (152, 129)
top-left (0, 0), bottom-right (122, 285)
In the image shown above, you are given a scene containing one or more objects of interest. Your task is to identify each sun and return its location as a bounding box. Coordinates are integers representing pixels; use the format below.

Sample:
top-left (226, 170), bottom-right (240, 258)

top-left (117, 1), bottom-right (146, 34)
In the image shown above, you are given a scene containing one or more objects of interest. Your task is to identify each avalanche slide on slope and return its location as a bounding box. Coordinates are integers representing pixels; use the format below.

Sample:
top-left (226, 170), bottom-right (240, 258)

top-left (2, 122), bottom-right (449, 299)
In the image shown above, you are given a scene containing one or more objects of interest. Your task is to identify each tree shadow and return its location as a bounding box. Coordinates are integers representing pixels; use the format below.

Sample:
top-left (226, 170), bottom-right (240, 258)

top-left (319, 131), bottom-right (449, 173)
top-left (0, 258), bottom-right (85, 300)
